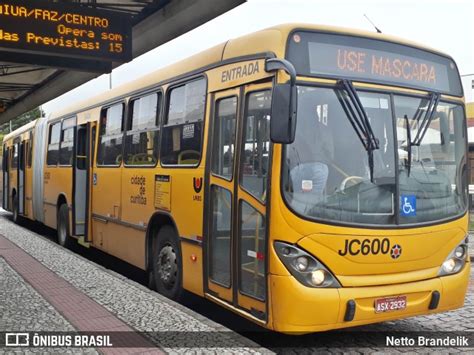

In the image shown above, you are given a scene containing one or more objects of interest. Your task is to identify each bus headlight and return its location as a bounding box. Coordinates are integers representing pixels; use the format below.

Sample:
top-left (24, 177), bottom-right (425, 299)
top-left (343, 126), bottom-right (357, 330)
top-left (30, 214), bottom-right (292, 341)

top-left (274, 241), bottom-right (341, 288)
top-left (442, 258), bottom-right (457, 273)
top-left (311, 269), bottom-right (326, 286)
top-left (295, 256), bottom-right (310, 271)
top-left (454, 245), bottom-right (466, 259)
top-left (438, 238), bottom-right (468, 276)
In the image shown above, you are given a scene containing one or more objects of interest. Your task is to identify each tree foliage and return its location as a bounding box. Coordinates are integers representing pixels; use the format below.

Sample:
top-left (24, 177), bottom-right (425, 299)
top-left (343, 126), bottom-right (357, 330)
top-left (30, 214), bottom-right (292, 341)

top-left (0, 107), bottom-right (44, 154)
top-left (0, 107), bottom-right (44, 136)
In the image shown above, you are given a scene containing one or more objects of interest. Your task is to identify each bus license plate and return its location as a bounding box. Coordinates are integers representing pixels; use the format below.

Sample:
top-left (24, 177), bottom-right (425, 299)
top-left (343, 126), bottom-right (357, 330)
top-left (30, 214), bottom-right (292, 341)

top-left (374, 295), bottom-right (407, 313)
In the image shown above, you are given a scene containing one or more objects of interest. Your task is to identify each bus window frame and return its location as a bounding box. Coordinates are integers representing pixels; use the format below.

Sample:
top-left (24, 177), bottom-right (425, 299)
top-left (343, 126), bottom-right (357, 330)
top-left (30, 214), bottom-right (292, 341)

top-left (160, 75), bottom-right (208, 169)
top-left (123, 89), bottom-right (163, 169)
top-left (96, 101), bottom-right (126, 168)
top-left (27, 130), bottom-right (33, 168)
top-left (11, 138), bottom-right (20, 170)
top-left (238, 88), bottom-right (273, 204)
top-left (46, 120), bottom-right (62, 167)
top-left (210, 93), bottom-right (239, 183)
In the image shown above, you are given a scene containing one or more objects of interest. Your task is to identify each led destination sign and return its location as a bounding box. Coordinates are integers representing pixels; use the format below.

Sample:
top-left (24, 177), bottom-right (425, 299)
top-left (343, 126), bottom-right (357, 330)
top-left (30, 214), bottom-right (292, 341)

top-left (288, 32), bottom-right (463, 96)
top-left (0, 0), bottom-right (132, 63)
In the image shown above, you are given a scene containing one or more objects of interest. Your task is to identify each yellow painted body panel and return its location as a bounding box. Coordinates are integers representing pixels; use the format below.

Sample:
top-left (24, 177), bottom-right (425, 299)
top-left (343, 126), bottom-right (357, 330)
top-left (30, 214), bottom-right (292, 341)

top-left (43, 166), bottom-right (72, 229)
top-left (94, 221), bottom-right (146, 270)
top-left (92, 167), bottom-right (122, 219)
top-left (299, 224), bottom-right (465, 277)
top-left (181, 242), bottom-right (204, 295)
top-left (270, 262), bottom-right (469, 333)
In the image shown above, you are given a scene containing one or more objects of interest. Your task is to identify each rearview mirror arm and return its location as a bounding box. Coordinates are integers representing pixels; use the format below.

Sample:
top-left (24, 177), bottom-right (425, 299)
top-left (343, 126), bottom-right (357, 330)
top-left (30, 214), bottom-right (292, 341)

top-left (265, 58), bottom-right (297, 86)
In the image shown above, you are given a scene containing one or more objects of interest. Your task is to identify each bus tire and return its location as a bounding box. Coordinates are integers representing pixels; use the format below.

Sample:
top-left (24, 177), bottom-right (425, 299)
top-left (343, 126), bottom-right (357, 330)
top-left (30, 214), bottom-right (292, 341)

top-left (12, 193), bottom-right (19, 224)
top-left (152, 225), bottom-right (183, 301)
top-left (57, 204), bottom-right (72, 248)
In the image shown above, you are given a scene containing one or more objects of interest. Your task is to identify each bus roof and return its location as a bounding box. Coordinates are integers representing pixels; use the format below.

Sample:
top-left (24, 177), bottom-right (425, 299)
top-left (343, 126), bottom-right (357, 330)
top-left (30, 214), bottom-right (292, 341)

top-left (18, 23), bottom-right (461, 124)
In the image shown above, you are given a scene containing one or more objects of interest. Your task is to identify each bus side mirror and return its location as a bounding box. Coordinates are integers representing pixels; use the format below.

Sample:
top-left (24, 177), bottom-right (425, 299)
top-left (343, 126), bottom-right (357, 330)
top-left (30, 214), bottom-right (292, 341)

top-left (270, 83), bottom-right (297, 144)
top-left (265, 58), bottom-right (298, 144)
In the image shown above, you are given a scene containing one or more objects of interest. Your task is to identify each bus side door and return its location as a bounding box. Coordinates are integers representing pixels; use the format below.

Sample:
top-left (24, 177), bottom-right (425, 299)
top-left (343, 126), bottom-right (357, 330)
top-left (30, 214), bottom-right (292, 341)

top-left (205, 82), bottom-right (272, 322)
top-left (73, 121), bottom-right (96, 239)
top-left (206, 88), bottom-right (241, 303)
top-left (18, 140), bottom-right (25, 215)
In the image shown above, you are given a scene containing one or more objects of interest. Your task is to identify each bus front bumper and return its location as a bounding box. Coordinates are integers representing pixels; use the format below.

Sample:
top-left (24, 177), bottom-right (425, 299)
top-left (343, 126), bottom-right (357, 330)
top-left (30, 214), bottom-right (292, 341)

top-left (269, 261), bottom-right (470, 333)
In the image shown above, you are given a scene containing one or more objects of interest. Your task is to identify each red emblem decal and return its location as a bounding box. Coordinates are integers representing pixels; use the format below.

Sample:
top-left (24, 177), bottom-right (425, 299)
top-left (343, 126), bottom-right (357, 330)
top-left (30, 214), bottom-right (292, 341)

top-left (391, 244), bottom-right (402, 259)
top-left (193, 177), bottom-right (203, 193)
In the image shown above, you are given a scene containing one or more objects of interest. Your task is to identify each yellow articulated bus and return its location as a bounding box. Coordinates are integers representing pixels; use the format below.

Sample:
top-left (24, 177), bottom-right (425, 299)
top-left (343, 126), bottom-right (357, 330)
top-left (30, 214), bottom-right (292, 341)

top-left (2, 24), bottom-right (470, 333)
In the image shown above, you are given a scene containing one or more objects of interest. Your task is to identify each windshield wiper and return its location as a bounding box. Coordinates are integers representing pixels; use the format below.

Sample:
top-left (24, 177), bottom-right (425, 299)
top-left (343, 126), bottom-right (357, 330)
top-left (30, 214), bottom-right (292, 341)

top-left (404, 92), bottom-right (440, 177)
top-left (336, 79), bottom-right (379, 182)
top-left (411, 92), bottom-right (440, 146)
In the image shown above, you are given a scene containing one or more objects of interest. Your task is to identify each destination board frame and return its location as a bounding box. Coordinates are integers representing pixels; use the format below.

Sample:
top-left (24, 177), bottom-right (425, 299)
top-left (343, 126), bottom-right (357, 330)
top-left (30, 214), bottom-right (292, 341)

top-left (286, 30), bottom-right (463, 97)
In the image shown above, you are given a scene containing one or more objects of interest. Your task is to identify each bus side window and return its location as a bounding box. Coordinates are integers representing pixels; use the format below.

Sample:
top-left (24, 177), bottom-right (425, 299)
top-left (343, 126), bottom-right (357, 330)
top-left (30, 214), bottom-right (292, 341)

top-left (97, 103), bottom-right (124, 166)
top-left (240, 90), bottom-right (272, 201)
top-left (27, 132), bottom-right (33, 168)
top-left (124, 92), bottom-right (160, 166)
top-left (59, 117), bottom-right (75, 166)
top-left (12, 142), bottom-right (18, 169)
top-left (211, 96), bottom-right (237, 179)
top-left (47, 122), bottom-right (61, 166)
top-left (2, 145), bottom-right (8, 172)
top-left (161, 78), bottom-right (206, 166)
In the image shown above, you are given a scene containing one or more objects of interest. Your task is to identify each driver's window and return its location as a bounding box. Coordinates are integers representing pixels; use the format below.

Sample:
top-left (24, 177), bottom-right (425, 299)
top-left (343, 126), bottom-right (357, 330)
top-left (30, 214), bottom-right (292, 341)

top-left (97, 103), bottom-right (124, 167)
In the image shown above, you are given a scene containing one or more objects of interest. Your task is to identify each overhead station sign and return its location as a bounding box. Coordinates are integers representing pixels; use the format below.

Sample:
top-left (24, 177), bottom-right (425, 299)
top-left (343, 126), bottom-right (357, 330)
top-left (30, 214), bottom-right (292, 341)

top-left (0, 0), bottom-right (132, 72)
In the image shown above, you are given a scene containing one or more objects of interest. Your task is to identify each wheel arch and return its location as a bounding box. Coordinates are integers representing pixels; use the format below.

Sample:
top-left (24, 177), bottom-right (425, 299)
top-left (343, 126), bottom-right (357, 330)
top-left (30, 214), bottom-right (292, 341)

top-left (145, 211), bottom-right (180, 271)
top-left (56, 193), bottom-right (69, 233)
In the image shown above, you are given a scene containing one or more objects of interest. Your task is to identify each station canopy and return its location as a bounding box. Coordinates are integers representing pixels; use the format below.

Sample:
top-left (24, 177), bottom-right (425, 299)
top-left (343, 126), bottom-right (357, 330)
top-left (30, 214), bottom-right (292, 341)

top-left (0, 0), bottom-right (244, 125)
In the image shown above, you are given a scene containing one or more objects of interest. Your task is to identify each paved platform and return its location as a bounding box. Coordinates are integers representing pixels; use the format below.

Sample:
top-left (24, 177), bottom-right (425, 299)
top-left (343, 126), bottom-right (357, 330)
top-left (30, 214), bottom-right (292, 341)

top-left (0, 207), bottom-right (472, 354)
top-left (0, 209), bottom-right (268, 354)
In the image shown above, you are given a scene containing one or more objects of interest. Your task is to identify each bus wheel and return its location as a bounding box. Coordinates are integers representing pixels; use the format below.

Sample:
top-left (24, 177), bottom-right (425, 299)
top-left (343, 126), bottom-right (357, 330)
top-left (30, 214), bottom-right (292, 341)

top-left (12, 193), bottom-right (19, 224)
top-left (57, 204), bottom-right (72, 248)
top-left (152, 226), bottom-right (183, 301)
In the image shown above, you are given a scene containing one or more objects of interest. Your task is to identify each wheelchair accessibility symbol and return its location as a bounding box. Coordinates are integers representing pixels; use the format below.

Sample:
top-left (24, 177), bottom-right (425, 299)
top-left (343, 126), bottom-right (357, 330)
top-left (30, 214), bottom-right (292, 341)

top-left (400, 195), bottom-right (416, 216)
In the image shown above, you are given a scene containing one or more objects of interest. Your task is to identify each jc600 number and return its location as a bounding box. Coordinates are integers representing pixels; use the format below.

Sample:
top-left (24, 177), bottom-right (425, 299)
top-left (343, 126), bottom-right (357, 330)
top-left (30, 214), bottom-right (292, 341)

top-left (338, 238), bottom-right (390, 256)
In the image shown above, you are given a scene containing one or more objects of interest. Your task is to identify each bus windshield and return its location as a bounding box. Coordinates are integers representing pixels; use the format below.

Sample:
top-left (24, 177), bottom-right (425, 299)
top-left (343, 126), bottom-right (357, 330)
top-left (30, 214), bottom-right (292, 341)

top-left (282, 85), bottom-right (467, 226)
